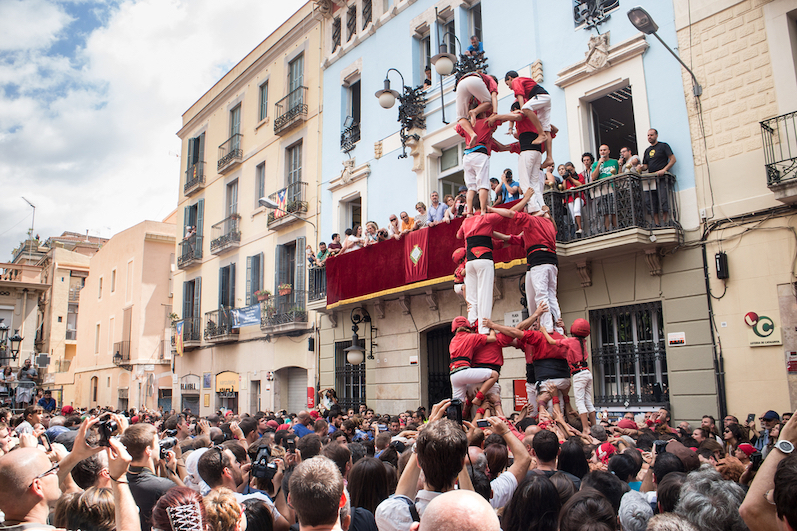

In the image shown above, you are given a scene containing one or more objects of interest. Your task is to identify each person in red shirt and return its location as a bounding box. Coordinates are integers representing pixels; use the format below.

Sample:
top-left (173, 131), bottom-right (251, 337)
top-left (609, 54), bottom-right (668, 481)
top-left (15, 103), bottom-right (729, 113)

top-left (457, 190), bottom-right (532, 334)
top-left (454, 72), bottom-right (499, 148)
top-left (452, 247), bottom-right (467, 302)
top-left (505, 70), bottom-right (553, 169)
top-left (540, 319), bottom-right (596, 430)
top-left (504, 205), bottom-right (562, 336)
top-left (448, 317), bottom-right (500, 409)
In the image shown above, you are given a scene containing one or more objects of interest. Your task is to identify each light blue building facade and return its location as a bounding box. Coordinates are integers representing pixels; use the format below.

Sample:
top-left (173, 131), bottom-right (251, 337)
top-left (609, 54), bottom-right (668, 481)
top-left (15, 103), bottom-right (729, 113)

top-left (314, 0), bottom-right (714, 423)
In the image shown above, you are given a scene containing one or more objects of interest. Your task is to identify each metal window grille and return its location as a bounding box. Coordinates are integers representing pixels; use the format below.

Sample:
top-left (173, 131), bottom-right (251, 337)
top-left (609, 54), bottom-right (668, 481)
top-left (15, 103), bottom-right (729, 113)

top-left (334, 340), bottom-right (366, 411)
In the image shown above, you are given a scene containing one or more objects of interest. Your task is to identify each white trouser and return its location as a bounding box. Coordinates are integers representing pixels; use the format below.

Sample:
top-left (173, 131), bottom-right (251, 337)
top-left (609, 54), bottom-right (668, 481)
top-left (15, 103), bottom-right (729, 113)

top-left (464, 152), bottom-right (491, 191)
top-left (450, 368), bottom-right (495, 401)
top-left (568, 197), bottom-right (583, 219)
top-left (525, 381), bottom-right (539, 418)
top-left (518, 150), bottom-right (544, 212)
top-left (539, 377), bottom-right (571, 415)
top-left (454, 283), bottom-right (465, 301)
top-left (572, 369), bottom-right (595, 414)
top-left (456, 76), bottom-right (492, 120)
top-left (466, 259), bottom-right (494, 334)
top-left (521, 93), bottom-right (551, 132)
top-left (525, 264), bottom-right (563, 334)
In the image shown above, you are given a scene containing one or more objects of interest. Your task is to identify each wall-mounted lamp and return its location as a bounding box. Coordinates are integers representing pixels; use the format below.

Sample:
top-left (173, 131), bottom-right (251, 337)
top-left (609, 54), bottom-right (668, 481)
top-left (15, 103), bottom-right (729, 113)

top-left (343, 307), bottom-right (375, 365)
top-left (374, 68), bottom-right (426, 158)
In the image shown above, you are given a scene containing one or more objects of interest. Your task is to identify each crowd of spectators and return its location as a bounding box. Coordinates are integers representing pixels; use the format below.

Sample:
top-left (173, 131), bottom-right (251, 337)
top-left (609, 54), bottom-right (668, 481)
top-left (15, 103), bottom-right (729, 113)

top-left (0, 389), bottom-right (795, 531)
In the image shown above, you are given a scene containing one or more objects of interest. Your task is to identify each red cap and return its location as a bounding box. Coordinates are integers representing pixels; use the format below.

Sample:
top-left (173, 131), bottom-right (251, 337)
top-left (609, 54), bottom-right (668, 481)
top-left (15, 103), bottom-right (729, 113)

top-left (279, 423), bottom-right (292, 431)
top-left (310, 410), bottom-right (320, 420)
top-left (737, 443), bottom-right (756, 457)
top-left (617, 419), bottom-right (637, 430)
top-left (131, 415), bottom-right (139, 424)
top-left (452, 316), bottom-right (471, 332)
top-left (597, 442), bottom-right (616, 463)
top-left (452, 248), bottom-right (466, 264)
top-left (570, 318), bottom-right (591, 338)
top-left (60, 405), bottom-right (74, 415)
top-left (266, 420), bottom-right (279, 429)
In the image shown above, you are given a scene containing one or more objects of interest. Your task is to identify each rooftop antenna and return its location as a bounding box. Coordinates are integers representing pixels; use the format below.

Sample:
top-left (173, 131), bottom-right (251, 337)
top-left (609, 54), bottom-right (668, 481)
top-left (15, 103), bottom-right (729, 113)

top-left (21, 197), bottom-right (35, 263)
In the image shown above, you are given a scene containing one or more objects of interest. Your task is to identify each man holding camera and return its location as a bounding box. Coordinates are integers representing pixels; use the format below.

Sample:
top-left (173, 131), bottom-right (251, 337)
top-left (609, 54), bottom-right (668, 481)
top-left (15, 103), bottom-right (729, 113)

top-left (120, 423), bottom-right (184, 531)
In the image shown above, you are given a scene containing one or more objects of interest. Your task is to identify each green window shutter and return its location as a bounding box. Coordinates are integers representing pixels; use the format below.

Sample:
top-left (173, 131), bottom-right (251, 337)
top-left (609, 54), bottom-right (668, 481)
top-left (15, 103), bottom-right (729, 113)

top-left (295, 236), bottom-right (306, 310)
top-left (183, 206), bottom-right (191, 231)
top-left (229, 263), bottom-right (236, 308)
top-left (258, 253), bottom-right (264, 294)
top-left (274, 244), bottom-right (283, 291)
top-left (198, 132), bottom-right (205, 163)
top-left (187, 138), bottom-right (195, 171)
top-left (193, 277), bottom-right (202, 324)
top-left (182, 281), bottom-right (191, 318)
top-left (218, 267), bottom-right (224, 308)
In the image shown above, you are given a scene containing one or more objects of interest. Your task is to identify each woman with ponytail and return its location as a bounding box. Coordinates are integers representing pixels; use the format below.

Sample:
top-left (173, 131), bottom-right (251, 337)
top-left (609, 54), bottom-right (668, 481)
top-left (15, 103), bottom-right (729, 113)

top-left (540, 319), bottom-right (596, 431)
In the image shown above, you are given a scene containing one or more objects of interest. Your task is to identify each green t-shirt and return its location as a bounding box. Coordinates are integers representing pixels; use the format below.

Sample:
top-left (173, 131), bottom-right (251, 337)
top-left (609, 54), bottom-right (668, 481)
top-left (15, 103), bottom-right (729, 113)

top-left (591, 159), bottom-right (620, 180)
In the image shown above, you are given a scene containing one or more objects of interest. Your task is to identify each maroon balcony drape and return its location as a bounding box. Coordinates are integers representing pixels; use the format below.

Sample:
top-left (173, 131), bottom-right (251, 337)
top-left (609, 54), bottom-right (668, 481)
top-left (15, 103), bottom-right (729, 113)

top-left (325, 201), bottom-right (528, 306)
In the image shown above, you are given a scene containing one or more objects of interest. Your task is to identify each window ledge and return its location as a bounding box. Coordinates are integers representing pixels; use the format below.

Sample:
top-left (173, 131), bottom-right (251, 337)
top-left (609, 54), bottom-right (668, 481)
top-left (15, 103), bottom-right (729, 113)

top-left (255, 117), bottom-right (270, 131)
top-left (251, 206), bottom-right (267, 218)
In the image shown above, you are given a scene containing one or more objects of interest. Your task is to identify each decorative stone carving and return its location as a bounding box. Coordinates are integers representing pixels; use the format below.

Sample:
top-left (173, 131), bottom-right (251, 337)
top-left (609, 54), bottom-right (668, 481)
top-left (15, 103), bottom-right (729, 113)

top-left (328, 159), bottom-right (370, 191)
top-left (341, 158), bottom-right (355, 185)
top-left (374, 299), bottom-right (385, 319)
top-left (531, 60), bottom-right (544, 83)
top-left (585, 33), bottom-right (610, 74)
top-left (398, 295), bottom-right (411, 315)
top-left (645, 249), bottom-right (663, 276)
top-left (406, 127), bottom-right (424, 173)
top-left (374, 140), bottom-right (383, 159)
top-left (326, 311), bottom-right (338, 328)
top-left (576, 261), bottom-right (592, 288)
top-left (314, 0), bottom-right (345, 16)
top-left (425, 290), bottom-right (438, 312)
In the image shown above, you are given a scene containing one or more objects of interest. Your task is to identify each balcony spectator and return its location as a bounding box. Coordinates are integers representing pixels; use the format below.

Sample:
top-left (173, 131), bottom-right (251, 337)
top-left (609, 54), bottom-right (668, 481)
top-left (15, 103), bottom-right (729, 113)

top-left (399, 212), bottom-right (414, 234)
top-left (428, 192), bottom-right (447, 225)
top-left (184, 226), bottom-right (195, 240)
top-left (377, 227), bottom-right (391, 242)
top-left (637, 129), bottom-right (676, 225)
top-left (423, 65), bottom-right (433, 88)
top-left (16, 358), bottom-right (37, 409)
top-left (305, 244), bottom-right (317, 266)
top-left (618, 146), bottom-right (640, 173)
top-left (543, 167), bottom-right (558, 193)
top-left (465, 35), bottom-right (484, 56)
top-left (327, 233), bottom-right (343, 255)
top-left (387, 215), bottom-right (402, 239)
top-left (591, 144), bottom-right (619, 231)
top-left (563, 162), bottom-right (585, 235)
top-left (342, 226), bottom-right (364, 254)
top-left (491, 178), bottom-right (503, 206)
top-left (500, 169), bottom-right (521, 202)
top-left (414, 203), bottom-right (430, 230)
top-left (580, 152), bottom-right (594, 183)
top-left (316, 242), bottom-right (330, 267)
top-left (0, 367), bottom-right (14, 408)
top-left (444, 191), bottom-right (467, 223)
top-left (364, 222), bottom-right (380, 245)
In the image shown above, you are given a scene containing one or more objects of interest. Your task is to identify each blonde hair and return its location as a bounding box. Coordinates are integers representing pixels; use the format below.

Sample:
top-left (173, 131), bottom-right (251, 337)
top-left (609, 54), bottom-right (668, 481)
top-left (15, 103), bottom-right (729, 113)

top-left (204, 488), bottom-right (242, 531)
top-left (416, 202), bottom-right (426, 211)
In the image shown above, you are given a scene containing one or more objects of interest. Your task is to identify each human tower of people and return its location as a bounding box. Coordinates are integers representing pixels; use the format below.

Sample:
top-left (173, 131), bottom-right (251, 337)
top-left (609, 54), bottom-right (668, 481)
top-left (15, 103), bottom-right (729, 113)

top-left (448, 69), bottom-right (597, 433)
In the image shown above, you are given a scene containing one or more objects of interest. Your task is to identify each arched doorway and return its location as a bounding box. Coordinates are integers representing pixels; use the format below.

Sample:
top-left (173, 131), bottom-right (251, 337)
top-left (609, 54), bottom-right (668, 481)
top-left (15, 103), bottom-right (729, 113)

top-left (425, 324), bottom-right (453, 411)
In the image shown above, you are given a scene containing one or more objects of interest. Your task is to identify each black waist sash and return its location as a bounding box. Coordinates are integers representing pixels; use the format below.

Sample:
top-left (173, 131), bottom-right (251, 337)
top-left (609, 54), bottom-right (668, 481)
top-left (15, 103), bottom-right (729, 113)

top-left (519, 132), bottom-right (542, 152)
top-left (526, 244), bottom-right (558, 269)
top-left (467, 235), bottom-right (494, 261)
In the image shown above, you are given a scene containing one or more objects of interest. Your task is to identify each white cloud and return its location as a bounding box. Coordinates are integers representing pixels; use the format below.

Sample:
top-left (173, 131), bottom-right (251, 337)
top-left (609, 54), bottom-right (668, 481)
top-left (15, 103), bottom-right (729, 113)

top-left (0, 0), bottom-right (306, 258)
top-left (0, 0), bottom-right (73, 51)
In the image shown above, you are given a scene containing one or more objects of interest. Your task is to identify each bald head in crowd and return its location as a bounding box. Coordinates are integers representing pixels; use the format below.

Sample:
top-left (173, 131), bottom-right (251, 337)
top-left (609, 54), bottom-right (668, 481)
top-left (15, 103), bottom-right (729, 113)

top-left (0, 448), bottom-right (62, 525)
top-left (415, 490), bottom-right (500, 531)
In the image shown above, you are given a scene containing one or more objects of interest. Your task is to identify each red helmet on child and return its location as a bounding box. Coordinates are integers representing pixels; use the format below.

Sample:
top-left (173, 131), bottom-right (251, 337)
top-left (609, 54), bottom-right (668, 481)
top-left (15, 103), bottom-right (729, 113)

top-left (451, 317), bottom-right (471, 332)
top-left (452, 247), bottom-right (466, 264)
top-left (570, 318), bottom-right (591, 337)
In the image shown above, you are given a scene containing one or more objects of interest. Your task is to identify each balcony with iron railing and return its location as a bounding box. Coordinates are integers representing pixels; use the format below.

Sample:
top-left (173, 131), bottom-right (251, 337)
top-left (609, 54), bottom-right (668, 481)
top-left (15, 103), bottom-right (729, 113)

top-left (261, 289), bottom-right (309, 334)
top-left (178, 235), bottom-right (203, 269)
top-left (274, 86), bottom-right (308, 135)
top-left (218, 133), bottom-right (243, 173)
top-left (65, 329), bottom-right (77, 341)
top-left (68, 287), bottom-right (81, 302)
top-left (204, 308), bottom-right (239, 342)
top-left (320, 173), bottom-right (681, 308)
top-left (267, 182), bottom-right (309, 228)
top-left (761, 111), bottom-right (797, 203)
top-left (174, 317), bottom-right (202, 347)
top-left (210, 214), bottom-right (241, 255)
top-left (341, 122), bottom-right (360, 153)
top-left (112, 340), bottom-right (131, 368)
top-left (184, 161), bottom-right (206, 195)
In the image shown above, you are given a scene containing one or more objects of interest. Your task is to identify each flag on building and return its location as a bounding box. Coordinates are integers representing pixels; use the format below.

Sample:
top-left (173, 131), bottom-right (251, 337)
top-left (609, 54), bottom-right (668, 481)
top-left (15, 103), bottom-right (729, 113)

top-left (174, 320), bottom-right (184, 356)
top-left (274, 188), bottom-right (287, 219)
top-left (404, 228), bottom-right (429, 284)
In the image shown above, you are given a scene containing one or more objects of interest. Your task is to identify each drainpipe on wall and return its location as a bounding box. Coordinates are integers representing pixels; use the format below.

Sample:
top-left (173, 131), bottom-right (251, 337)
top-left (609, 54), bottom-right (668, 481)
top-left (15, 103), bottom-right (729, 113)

top-left (701, 242), bottom-right (727, 419)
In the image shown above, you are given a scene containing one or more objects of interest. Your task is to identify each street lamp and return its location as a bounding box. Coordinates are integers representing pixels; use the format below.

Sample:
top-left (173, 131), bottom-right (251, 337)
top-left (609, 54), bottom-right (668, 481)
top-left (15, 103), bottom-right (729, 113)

top-left (343, 307), bottom-right (374, 365)
top-left (0, 320), bottom-right (8, 346)
top-left (430, 41), bottom-right (457, 76)
top-left (627, 6), bottom-right (702, 97)
top-left (8, 330), bottom-right (22, 359)
top-left (258, 197), bottom-right (318, 246)
top-left (374, 68), bottom-right (427, 158)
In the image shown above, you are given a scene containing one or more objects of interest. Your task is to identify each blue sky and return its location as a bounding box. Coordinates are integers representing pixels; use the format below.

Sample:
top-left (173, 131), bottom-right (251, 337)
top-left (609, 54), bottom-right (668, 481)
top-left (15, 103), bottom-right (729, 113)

top-left (0, 0), bottom-right (305, 258)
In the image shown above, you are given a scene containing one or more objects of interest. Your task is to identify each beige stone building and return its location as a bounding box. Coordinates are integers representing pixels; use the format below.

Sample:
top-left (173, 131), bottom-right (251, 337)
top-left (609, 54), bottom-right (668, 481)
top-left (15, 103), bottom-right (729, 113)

top-left (68, 219), bottom-right (176, 410)
top-left (172, 2), bottom-right (323, 415)
top-left (674, 0), bottom-right (797, 419)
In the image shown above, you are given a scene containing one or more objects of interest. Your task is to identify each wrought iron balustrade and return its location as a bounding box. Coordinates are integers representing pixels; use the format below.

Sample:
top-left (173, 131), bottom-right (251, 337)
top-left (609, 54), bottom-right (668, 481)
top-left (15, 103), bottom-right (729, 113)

top-left (341, 122), bottom-right (360, 152)
top-left (261, 289), bottom-right (308, 328)
top-left (210, 214), bottom-right (241, 254)
top-left (309, 267), bottom-right (326, 302)
top-left (113, 341), bottom-right (131, 364)
top-left (274, 87), bottom-right (308, 134)
top-left (267, 182), bottom-right (308, 225)
top-left (175, 317), bottom-right (202, 343)
top-left (217, 134), bottom-right (243, 172)
top-left (68, 288), bottom-right (81, 302)
top-left (184, 161), bottom-right (206, 194)
top-left (65, 329), bottom-right (77, 341)
top-left (761, 111), bottom-right (797, 186)
top-left (204, 309), bottom-right (239, 340)
top-left (542, 172), bottom-right (678, 243)
top-left (178, 235), bottom-right (202, 268)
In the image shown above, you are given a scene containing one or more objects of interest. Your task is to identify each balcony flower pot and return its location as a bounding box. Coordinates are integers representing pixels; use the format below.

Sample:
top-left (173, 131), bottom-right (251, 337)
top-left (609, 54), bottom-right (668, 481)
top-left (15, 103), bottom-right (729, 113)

top-left (279, 288), bottom-right (292, 296)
